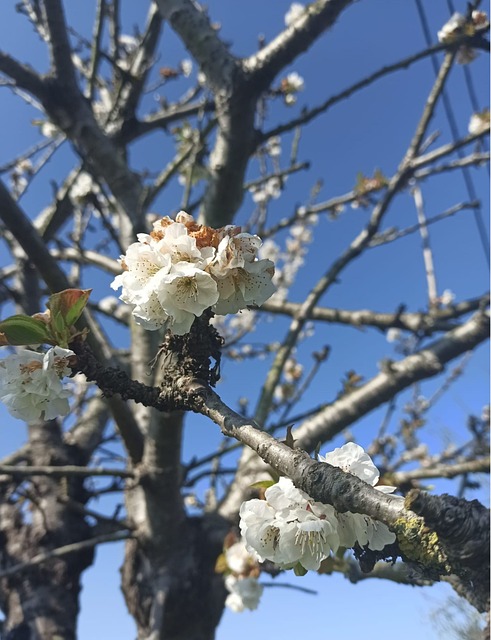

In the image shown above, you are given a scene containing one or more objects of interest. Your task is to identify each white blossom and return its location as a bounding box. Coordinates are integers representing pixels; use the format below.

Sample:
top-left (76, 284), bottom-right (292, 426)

top-left (240, 477), bottom-right (339, 571)
top-left (154, 262), bottom-right (219, 335)
top-left (456, 46), bottom-right (477, 65)
top-left (225, 540), bottom-right (256, 574)
top-left (285, 3), bottom-right (305, 27)
top-left (468, 110), bottom-right (490, 135)
top-left (39, 121), bottom-right (60, 138)
top-left (265, 136), bottom-right (282, 158)
top-left (0, 347), bottom-right (74, 423)
top-left (437, 12), bottom-right (466, 43)
top-left (225, 576), bottom-right (263, 612)
top-left (319, 443), bottom-right (397, 550)
top-left (71, 172), bottom-right (100, 203)
top-left (386, 328), bottom-right (401, 343)
top-left (320, 442), bottom-right (380, 484)
top-left (112, 212), bottom-right (275, 333)
top-left (439, 289), bottom-right (455, 306)
top-left (249, 177), bottom-right (282, 204)
top-left (284, 358), bottom-right (303, 383)
top-left (181, 59), bottom-right (193, 77)
top-left (285, 72), bottom-right (304, 92)
top-left (212, 259), bottom-right (276, 315)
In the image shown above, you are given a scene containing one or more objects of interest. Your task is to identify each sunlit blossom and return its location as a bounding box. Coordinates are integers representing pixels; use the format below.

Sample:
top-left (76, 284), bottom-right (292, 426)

top-left (319, 443), bottom-right (397, 550)
top-left (111, 211), bottom-right (275, 334)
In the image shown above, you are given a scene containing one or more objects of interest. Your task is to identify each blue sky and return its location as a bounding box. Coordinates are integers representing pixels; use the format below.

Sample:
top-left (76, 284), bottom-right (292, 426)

top-left (0, 1), bottom-right (489, 638)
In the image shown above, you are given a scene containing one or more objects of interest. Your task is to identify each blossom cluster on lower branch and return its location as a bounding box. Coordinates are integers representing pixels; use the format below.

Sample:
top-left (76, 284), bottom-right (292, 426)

top-left (239, 443), bottom-right (397, 573)
top-left (0, 347), bottom-right (75, 423)
top-left (216, 538), bottom-right (264, 613)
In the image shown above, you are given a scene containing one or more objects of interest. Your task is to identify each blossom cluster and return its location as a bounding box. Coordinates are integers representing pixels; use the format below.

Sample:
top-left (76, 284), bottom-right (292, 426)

top-left (437, 10), bottom-right (488, 64)
top-left (280, 71), bottom-right (305, 105)
top-left (0, 347), bottom-right (74, 423)
top-left (468, 109), bottom-right (490, 136)
top-left (223, 540), bottom-right (263, 613)
top-left (111, 211), bottom-right (276, 335)
top-left (240, 443), bottom-right (397, 572)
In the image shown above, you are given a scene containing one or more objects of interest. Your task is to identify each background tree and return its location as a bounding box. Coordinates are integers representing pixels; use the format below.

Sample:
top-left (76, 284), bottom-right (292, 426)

top-left (0, 1), bottom-right (489, 639)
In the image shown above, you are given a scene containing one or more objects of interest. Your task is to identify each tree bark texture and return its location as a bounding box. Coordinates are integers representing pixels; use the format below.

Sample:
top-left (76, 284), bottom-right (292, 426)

top-left (0, 422), bottom-right (94, 640)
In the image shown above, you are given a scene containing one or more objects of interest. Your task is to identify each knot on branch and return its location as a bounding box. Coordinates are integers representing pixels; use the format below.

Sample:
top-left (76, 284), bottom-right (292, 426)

top-left (157, 312), bottom-right (224, 410)
top-left (406, 490), bottom-right (490, 570)
top-left (70, 313), bottom-right (224, 413)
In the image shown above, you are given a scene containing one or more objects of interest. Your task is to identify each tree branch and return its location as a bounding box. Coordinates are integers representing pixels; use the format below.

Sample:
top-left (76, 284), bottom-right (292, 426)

top-left (294, 311), bottom-right (490, 451)
top-left (388, 458), bottom-right (490, 485)
top-left (43, 0), bottom-right (79, 91)
top-left (0, 464), bottom-right (134, 480)
top-left (0, 51), bottom-right (47, 97)
top-left (244, 0), bottom-right (355, 89)
top-left (260, 293), bottom-right (489, 334)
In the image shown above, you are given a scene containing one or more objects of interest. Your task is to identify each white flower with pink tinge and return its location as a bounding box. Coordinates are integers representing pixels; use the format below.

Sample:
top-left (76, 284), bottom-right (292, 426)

top-left (0, 347), bottom-right (74, 423)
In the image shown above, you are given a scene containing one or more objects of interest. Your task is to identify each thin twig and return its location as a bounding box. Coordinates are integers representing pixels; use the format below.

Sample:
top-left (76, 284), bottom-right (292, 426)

top-left (0, 464), bottom-right (134, 479)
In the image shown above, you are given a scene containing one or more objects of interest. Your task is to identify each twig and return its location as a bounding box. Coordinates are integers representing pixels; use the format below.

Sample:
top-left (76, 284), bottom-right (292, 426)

top-left (293, 311), bottom-right (490, 451)
top-left (0, 464), bottom-right (134, 480)
top-left (262, 41), bottom-right (457, 141)
top-left (412, 184), bottom-right (438, 307)
top-left (369, 201), bottom-right (479, 248)
top-left (388, 458), bottom-right (490, 485)
top-left (87, 0), bottom-right (106, 100)
top-left (260, 581), bottom-right (317, 595)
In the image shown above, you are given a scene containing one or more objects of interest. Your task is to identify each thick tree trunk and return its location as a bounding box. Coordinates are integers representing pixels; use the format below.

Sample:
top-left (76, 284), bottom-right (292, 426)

top-left (122, 515), bottom-right (229, 640)
top-left (0, 421), bottom-right (94, 639)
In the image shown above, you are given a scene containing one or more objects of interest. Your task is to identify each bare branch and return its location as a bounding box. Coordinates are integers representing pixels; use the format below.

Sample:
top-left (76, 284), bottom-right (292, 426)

top-left (261, 293), bottom-right (489, 334)
top-left (253, 50), bottom-right (459, 427)
top-left (388, 458), bottom-right (490, 485)
top-left (43, 0), bottom-right (79, 91)
top-left (261, 41), bottom-right (456, 141)
top-left (0, 464), bottom-right (134, 480)
top-left (294, 311), bottom-right (490, 451)
top-left (0, 51), bottom-right (47, 97)
top-left (244, 0), bottom-right (355, 89)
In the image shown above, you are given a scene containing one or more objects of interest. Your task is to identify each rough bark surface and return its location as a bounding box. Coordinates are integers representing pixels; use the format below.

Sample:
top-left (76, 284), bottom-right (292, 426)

top-left (0, 423), bottom-right (94, 639)
top-left (121, 515), bottom-right (229, 640)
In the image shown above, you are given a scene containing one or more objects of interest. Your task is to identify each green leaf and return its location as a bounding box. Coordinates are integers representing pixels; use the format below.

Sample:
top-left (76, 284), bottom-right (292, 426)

top-left (64, 289), bottom-right (91, 326)
top-left (0, 315), bottom-right (52, 346)
top-left (47, 289), bottom-right (91, 328)
top-left (249, 480), bottom-right (276, 490)
top-left (50, 311), bottom-right (69, 347)
top-left (214, 553), bottom-right (228, 574)
top-left (293, 562), bottom-right (308, 577)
